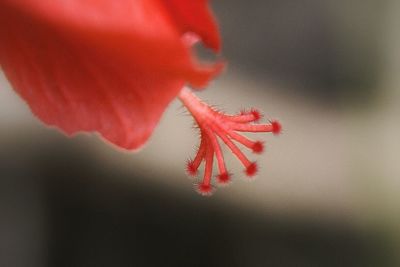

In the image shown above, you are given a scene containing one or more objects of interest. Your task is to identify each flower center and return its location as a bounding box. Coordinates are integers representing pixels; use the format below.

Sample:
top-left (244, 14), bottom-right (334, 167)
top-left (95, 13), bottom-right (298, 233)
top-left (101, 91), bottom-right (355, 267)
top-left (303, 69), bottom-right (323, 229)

top-left (178, 87), bottom-right (281, 196)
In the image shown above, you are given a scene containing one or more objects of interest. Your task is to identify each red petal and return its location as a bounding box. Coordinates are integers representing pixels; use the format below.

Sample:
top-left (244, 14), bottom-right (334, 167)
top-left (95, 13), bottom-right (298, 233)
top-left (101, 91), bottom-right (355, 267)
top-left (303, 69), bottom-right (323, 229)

top-left (161, 0), bottom-right (222, 52)
top-left (0, 1), bottom-right (221, 150)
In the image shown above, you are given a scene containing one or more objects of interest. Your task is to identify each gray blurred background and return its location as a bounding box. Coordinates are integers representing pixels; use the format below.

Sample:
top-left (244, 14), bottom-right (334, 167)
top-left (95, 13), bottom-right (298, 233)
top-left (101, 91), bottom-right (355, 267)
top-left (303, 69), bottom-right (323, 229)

top-left (1, 1), bottom-right (399, 266)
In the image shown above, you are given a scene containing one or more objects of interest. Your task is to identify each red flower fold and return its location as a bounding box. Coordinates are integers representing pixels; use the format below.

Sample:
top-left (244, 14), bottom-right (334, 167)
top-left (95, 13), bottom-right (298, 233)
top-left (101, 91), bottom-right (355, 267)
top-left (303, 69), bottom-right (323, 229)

top-left (1, 1), bottom-right (282, 195)
top-left (0, 0), bottom-right (222, 150)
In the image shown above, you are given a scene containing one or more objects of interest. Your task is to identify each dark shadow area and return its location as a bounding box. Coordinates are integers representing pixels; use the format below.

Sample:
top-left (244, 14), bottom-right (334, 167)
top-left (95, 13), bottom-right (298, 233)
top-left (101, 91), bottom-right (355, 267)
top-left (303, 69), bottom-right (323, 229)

top-left (0, 133), bottom-right (392, 267)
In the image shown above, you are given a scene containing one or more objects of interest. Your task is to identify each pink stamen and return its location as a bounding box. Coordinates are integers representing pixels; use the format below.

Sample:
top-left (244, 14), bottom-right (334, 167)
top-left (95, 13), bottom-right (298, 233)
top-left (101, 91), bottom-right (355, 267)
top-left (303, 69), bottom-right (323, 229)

top-left (217, 172), bottom-right (231, 184)
top-left (204, 127), bottom-right (230, 185)
top-left (231, 122), bottom-right (276, 133)
top-left (211, 123), bottom-right (252, 169)
top-left (178, 87), bottom-right (281, 195)
top-left (227, 109), bottom-right (260, 123)
top-left (271, 120), bottom-right (282, 135)
top-left (227, 130), bottom-right (264, 154)
top-left (186, 132), bottom-right (207, 176)
top-left (196, 138), bottom-right (214, 196)
top-left (249, 109), bottom-right (262, 122)
top-left (246, 162), bottom-right (258, 177)
top-left (252, 141), bottom-right (264, 154)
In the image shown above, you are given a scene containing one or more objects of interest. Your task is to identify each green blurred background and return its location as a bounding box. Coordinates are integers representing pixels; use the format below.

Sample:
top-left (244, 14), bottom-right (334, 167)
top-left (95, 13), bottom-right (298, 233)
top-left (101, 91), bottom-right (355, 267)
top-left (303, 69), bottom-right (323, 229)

top-left (1, 1), bottom-right (399, 266)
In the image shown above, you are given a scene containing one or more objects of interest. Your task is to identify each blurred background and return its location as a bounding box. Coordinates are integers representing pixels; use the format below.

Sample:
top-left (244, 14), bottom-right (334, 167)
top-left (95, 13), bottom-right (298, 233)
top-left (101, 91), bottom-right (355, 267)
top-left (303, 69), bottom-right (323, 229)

top-left (1, 1), bottom-right (399, 266)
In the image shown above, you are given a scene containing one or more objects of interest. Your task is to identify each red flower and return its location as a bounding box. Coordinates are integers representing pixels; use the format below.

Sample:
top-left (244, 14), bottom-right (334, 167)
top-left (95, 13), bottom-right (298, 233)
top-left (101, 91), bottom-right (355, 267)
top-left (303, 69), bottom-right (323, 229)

top-left (0, 0), bottom-right (281, 195)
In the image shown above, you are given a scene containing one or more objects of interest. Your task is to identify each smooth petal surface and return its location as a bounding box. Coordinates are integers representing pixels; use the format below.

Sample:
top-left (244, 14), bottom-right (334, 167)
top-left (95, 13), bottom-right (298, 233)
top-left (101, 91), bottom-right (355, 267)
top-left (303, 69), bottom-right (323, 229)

top-left (0, 0), bottom-right (222, 150)
top-left (162, 0), bottom-right (221, 51)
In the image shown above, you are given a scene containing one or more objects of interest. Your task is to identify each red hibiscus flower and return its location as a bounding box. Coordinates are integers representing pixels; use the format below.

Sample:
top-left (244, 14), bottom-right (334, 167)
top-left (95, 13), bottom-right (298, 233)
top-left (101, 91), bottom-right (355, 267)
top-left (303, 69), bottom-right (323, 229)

top-left (0, 0), bottom-right (281, 195)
